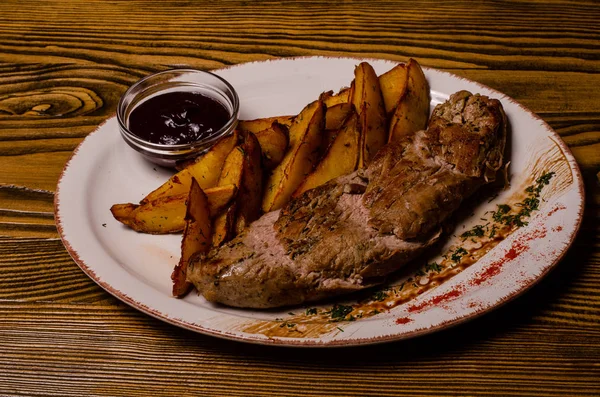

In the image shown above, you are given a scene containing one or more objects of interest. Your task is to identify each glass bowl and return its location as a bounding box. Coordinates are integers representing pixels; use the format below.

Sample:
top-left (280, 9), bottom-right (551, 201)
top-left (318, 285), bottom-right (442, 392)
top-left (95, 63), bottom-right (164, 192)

top-left (117, 69), bottom-right (239, 168)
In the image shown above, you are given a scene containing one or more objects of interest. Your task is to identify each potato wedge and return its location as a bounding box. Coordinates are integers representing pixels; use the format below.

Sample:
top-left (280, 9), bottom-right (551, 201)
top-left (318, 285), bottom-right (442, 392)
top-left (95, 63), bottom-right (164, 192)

top-left (324, 102), bottom-right (354, 149)
top-left (109, 203), bottom-right (138, 228)
top-left (388, 58), bottom-right (430, 143)
top-left (379, 63), bottom-right (409, 117)
top-left (212, 202), bottom-right (236, 247)
top-left (352, 62), bottom-right (387, 168)
top-left (238, 115), bottom-right (294, 134)
top-left (262, 99), bottom-right (326, 212)
top-left (111, 184), bottom-right (237, 234)
top-left (325, 102), bottom-right (354, 131)
top-left (126, 194), bottom-right (188, 234)
top-left (217, 144), bottom-right (245, 187)
top-left (172, 178), bottom-right (212, 298)
top-left (234, 130), bottom-right (263, 234)
top-left (142, 130), bottom-right (240, 203)
top-left (294, 110), bottom-right (361, 197)
top-left (254, 122), bottom-right (289, 169)
top-left (321, 87), bottom-right (351, 107)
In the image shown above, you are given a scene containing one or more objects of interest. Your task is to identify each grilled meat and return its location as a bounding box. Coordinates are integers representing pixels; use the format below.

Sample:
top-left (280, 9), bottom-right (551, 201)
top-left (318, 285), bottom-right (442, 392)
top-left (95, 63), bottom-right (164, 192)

top-left (187, 91), bottom-right (507, 308)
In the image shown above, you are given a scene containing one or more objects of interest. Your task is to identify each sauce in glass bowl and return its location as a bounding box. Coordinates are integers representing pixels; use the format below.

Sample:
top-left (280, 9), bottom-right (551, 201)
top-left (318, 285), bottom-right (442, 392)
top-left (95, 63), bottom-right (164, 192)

top-left (117, 69), bottom-right (239, 168)
top-left (128, 91), bottom-right (230, 145)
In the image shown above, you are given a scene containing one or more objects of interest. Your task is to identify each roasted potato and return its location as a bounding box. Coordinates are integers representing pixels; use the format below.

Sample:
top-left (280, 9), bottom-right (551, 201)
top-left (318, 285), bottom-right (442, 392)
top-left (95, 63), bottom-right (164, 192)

top-left (109, 203), bottom-right (137, 226)
top-left (294, 110), bottom-right (361, 197)
top-left (142, 131), bottom-right (240, 203)
top-left (238, 115), bottom-right (294, 134)
top-left (217, 145), bottom-right (245, 187)
top-left (212, 203), bottom-right (236, 247)
top-left (352, 62), bottom-right (387, 168)
top-left (325, 102), bottom-right (354, 132)
top-left (234, 130), bottom-right (263, 234)
top-left (253, 122), bottom-right (289, 169)
top-left (262, 99), bottom-right (326, 212)
top-left (321, 88), bottom-right (351, 107)
top-left (171, 178), bottom-right (212, 298)
top-left (110, 184), bottom-right (237, 234)
top-left (323, 102), bottom-right (354, 150)
top-left (379, 62), bottom-right (409, 117)
top-left (388, 58), bottom-right (430, 143)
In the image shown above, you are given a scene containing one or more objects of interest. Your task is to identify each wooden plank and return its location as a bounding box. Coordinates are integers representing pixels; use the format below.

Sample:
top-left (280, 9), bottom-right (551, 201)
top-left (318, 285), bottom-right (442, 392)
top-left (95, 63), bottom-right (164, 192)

top-left (0, 300), bottom-right (597, 396)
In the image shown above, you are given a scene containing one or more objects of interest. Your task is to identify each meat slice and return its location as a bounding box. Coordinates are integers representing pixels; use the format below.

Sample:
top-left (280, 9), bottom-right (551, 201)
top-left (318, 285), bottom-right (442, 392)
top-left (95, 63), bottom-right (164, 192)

top-left (187, 91), bottom-right (507, 309)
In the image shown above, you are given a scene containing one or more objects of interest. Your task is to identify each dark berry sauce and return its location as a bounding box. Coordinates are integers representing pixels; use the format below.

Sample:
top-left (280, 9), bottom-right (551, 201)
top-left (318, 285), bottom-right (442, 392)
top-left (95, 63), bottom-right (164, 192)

top-left (128, 91), bottom-right (229, 145)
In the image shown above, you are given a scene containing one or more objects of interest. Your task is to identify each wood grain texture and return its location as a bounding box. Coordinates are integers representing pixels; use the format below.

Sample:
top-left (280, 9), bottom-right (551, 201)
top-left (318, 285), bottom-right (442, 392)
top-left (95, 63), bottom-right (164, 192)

top-left (0, 0), bottom-right (598, 395)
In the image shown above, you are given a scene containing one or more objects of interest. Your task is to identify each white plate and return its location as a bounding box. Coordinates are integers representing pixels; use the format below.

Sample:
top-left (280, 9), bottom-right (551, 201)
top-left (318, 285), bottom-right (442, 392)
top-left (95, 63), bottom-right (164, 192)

top-left (55, 57), bottom-right (584, 347)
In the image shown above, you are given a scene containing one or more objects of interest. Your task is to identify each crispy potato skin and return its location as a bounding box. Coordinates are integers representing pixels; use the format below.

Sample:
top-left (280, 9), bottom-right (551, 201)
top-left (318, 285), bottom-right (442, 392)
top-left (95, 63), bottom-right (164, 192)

top-left (234, 131), bottom-right (263, 234)
top-left (238, 115), bottom-right (294, 134)
top-left (109, 203), bottom-right (138, 228)
top-left (211, 203), bottom-right (236, 247)
top-left (172, 178), bottom-right (212, 298)
top-left (379, 63), bottom-right (409, 117)
top-left (352, 62), bottom-right (388, 168)
top-left (110, 184), bottom-right (236, 234)
top-left (388, 59), bottom-right (430, 143)
top-left (142, 131), bottom-right (239, 203)
top-left (217, 145), bottom-right (245, 188)
top-left (323, 102), bottom-right (354, 147)
top-left (262, 100), bottom-right (326, 212)
top-left (293, 110), bottom-right (361, 197)
top-left (253, 123), bottom-right (289, 169)
top-left (320, 88), bottom-right (350, 107)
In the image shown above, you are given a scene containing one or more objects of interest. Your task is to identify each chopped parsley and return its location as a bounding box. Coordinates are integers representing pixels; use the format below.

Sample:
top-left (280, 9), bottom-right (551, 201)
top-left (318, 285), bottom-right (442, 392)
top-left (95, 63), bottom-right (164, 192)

top-left (460, 224), bottom-right (486, 239)
top-left (527, 172), bottom-right (555, 193)
top-left (492, 172), bottom-right (555, 228)
top-left (451, 247), bottom-right (468, 262)
top-left (328, 304), bottom-right (353, 321)
top-left (493, 204), bottom-right (511, 222)
top-left (305, 308), bottom-right (317, 315)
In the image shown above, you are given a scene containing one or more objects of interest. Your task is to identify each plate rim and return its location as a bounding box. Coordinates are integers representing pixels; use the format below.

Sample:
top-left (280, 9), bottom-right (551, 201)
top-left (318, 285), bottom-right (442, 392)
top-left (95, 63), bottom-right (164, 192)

top-left (54, 56), bottom-right (585, 347)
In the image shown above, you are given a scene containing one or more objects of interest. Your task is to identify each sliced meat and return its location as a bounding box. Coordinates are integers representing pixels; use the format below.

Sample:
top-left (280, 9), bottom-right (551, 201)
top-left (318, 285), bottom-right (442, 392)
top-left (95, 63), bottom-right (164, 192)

top-left (363, 91), bottom-right (507, 240)
top-left (187, 90), bottom-right (507, 309)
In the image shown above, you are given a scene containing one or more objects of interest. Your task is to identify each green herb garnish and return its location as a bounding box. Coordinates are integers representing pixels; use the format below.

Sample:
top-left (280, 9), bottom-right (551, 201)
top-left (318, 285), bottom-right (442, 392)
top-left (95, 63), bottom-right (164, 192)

top-left (425, 262), bottom-right (444, 273)
top-left (328, 304), bottom-right (353, 321)
top-left (460, 224), bottom-right (486, 239)
top-left (492, 172), bottom-right (555, 228)
top-left (451, 247), bottom-right (468, 262)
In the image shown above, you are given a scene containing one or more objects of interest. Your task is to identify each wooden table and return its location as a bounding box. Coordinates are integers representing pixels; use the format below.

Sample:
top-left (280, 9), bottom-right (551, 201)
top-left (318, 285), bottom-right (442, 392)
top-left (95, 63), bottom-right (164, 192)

top-left (1, 1), bottom-right (598, 395)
